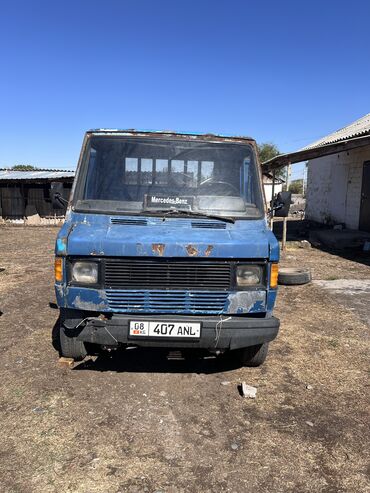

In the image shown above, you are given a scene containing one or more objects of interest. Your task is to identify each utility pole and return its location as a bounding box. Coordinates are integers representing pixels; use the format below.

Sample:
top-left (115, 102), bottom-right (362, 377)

top-left (302, 162), bottom-right (308, 196)
top-left (270, 169), bottom-right (276, 231)
top-left (285, 163), bottom-right (291, 191)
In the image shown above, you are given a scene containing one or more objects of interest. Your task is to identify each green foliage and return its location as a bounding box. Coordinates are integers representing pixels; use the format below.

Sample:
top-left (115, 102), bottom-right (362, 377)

top-left (257, 142), bottom-right (280, 163)
top-left (11, 164), bottom-right (38, 171)
top-left (289, 179), bottom-right (304, 194)
top-left (257, 142), bottom-right (285, 179)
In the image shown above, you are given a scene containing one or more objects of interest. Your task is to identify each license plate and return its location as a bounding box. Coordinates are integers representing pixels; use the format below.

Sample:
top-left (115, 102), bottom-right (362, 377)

top-left (129, 320), bottom-right (201, 338)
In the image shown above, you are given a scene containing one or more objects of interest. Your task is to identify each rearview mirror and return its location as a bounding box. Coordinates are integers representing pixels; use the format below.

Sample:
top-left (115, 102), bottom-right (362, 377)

top-left (272, 191), bottom-right (292, 217)
top-left (50, 182), bottom-right (68, 209)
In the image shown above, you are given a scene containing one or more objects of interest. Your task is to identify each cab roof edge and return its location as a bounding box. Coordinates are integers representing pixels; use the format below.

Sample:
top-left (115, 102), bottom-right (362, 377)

top-left (85, 129), bottom-right (255, 142)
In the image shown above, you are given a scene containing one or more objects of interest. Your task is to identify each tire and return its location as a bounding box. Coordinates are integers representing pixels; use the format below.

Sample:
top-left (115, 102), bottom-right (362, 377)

top-left (278, 267), bottom-right (311, 285)
top-left (59, 323), bottom-right (87, 361)
top-left (240, 343), bottom-right (269, 367)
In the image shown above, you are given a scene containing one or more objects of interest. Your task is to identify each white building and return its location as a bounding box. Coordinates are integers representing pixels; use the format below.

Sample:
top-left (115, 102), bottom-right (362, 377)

top-left (304, 114), bottom-right (370, 231)
top-left (305, 146), bottom-right (369, 230)
top-left (262, 113), bottom-right (370, 232)
top-left (263, 174), bottom-right (283, 204)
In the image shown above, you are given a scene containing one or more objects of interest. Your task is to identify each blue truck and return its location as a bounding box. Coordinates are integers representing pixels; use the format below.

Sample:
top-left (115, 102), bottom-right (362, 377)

top-left (52, 130), bottom-right (288, 366)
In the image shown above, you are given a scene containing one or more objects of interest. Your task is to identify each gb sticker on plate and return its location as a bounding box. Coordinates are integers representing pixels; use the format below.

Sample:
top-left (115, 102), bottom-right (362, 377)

top-left (130, 321), bottom-right (149, 336)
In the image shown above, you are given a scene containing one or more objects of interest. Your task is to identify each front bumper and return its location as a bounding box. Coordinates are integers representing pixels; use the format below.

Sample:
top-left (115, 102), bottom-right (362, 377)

top-left (61, 311), bottom-right (280, 350)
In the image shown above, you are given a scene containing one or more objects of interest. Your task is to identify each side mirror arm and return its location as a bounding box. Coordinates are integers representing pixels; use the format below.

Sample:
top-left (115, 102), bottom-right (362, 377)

top-left (54, 193), bottom-right (68, 206)
top-left (267, 204), bottom-right (284, 216)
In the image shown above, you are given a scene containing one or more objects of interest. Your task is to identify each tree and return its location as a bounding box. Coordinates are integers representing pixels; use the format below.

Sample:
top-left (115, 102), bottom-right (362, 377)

top-left (288, 179), bottom-right (304, 194)
top-left (257, 142), bottom-right (280, 163)
top-left (257, 142), bottom-right (285, 179)
top-left (11, 164), bottom-right (38, 171)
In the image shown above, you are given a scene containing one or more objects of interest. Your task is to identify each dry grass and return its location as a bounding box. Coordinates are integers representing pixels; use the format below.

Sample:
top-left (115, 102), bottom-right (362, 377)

top-left (0, 226), bottom-right (369, 493)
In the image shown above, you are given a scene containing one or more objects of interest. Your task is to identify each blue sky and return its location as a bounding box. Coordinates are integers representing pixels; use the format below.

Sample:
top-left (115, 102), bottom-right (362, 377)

top-left (1, 0), bottom-right (369, 179)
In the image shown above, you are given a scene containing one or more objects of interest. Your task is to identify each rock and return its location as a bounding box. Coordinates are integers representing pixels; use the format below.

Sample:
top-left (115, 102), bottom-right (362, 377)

top-left (221, 381), bottom-right (231, 386)
top-left (305, 421), bottom-right (314, 427)
top-left (240, 382), bottom-right (257, 399)
top-left (58, 357), bottom-right (74, 368)
top-left (306, 384), bottom-right (313, 390)
top-left (299, 240), bottom-right (312, 249)
top-left (25, 205), bottom-right (41, 225)
top-left (32, 407), bottom-right (46, 414)
top-left (231, 443), bottom-right (239, 450)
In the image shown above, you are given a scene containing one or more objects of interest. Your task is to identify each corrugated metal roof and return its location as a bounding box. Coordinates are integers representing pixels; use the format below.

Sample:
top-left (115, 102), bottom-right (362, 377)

top-left (0, 169), bottom-right (75, 180)
top-left (301, 113), bottom-right (370, 150)
top-left (261, 113), bottom-right (370, 171)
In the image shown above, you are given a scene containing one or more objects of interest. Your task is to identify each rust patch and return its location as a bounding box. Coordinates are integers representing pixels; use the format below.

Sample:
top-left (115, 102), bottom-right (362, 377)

top-left (205, 245), bottom-right (214, 257)
top-left (186, 245), bottom-right (198, 256)
top-left (152, 243), bottom-right (165, 256)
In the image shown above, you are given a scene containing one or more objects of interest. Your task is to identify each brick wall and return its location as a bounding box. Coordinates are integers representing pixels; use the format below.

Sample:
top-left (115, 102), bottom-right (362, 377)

top-left (306, 145), bottom-right (370, 229)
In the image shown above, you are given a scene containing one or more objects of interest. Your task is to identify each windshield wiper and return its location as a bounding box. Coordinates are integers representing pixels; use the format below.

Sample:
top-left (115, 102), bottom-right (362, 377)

top-left (144, 208), bottom-right (235, 224)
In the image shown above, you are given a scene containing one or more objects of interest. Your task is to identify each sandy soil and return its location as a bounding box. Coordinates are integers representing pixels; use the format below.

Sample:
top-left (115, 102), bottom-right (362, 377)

top-left (0, 226), bottom-right (369, 493)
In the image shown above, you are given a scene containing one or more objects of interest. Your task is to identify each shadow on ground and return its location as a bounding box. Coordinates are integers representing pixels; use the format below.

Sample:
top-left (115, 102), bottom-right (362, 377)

top-left (273, 218), bottom-right (370, 267)
top-left (73, 347), bottom-right (244, 375)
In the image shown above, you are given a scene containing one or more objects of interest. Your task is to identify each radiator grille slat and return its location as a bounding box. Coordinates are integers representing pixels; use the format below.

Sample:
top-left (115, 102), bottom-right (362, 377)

top-left (105, 290), bottom-right (229, 314)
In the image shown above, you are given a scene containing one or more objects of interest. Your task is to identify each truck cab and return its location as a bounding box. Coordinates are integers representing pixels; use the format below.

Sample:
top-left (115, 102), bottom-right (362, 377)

top-left (54, 130), bottom-right (280, 366)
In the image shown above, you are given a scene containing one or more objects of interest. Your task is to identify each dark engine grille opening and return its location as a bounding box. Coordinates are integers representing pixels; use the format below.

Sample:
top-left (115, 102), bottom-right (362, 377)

top-left (191, 221), bottom-right (226, 229)
top-left (104, 259), bottom-right (232, 290)
top-left (110, 217), bottom-right (148, 226)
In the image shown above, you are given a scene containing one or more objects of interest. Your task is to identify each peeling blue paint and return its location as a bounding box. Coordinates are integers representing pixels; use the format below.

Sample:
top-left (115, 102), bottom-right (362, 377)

top-left (226, 291), bottom-right (266, 314)
top-left (63, 213), bottom-right (278, 259)
top-left (63, 286), bottom-right (268, 315)
top-left (55, 282), bottom-right (65, 307)
top-left (67, 287), bottom-right (109, 311)
top-left (266, 289), bottom-right (277, 314)
top-left (56, 238), bottom-right (67, 256)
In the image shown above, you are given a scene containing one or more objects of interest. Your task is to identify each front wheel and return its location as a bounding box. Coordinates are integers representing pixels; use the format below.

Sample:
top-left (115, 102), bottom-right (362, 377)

top-left (59, 322), bottom-right (87, 361)
top-left (239, 343), bottom-right (269, 367)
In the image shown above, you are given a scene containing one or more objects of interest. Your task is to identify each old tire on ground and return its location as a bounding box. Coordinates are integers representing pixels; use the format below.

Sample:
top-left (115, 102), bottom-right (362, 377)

top-left (239, 343), bottom-right (269, 367)
top-left (59, 323), bottom-right (87, 361)
top-left (278, 267), bottom-right (311, 285)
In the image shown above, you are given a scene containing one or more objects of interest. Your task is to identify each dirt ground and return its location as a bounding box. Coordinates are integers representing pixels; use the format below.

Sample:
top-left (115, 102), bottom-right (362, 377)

top-left (0, 226), bottom-right (369, 493)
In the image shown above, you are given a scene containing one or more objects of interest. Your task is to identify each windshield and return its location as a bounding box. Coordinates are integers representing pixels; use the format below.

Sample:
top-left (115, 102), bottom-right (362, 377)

top-left (74, 137), bottom-right (263, 218)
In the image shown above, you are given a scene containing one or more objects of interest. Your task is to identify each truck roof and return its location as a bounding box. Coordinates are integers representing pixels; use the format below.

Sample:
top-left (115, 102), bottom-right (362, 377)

top-left (86, 129), bottom-right (256, 145)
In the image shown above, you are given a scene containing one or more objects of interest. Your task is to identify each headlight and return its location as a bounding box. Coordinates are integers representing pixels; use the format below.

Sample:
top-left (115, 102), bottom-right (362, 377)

top-left (71, 261), bottom-right (98, 284)
top-left (236, 265), bottom-right (262, 286)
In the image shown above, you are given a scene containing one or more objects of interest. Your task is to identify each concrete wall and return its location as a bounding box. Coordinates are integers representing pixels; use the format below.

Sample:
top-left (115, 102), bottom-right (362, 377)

top-left (263, 180), bottom-right (283, 204)
top-left (306, 145), bottom-right (370, 229)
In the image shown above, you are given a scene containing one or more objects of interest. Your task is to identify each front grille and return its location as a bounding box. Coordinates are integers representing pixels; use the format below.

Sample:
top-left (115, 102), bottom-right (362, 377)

top-left (104, 259), bottom-right (232, 290)
top-left (105, 290), bottom-right (228, 314)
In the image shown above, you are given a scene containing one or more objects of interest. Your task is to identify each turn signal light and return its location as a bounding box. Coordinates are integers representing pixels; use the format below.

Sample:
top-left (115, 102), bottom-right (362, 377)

top-left (270, 263), bottom-right (279, 288)
top-left (55, 257), bottom-right (63, 282)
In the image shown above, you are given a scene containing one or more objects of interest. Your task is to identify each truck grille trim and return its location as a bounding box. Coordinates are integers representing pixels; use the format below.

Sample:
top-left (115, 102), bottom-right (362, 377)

top-left (105, 290), bottom-right (229, 314)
